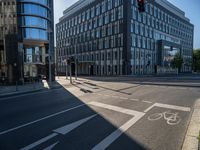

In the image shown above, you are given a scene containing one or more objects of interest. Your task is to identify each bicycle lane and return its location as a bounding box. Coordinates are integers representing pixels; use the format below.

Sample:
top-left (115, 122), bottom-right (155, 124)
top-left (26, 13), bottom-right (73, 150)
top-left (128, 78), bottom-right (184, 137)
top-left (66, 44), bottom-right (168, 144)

top-left (107, 102), bottom-right (191, 150)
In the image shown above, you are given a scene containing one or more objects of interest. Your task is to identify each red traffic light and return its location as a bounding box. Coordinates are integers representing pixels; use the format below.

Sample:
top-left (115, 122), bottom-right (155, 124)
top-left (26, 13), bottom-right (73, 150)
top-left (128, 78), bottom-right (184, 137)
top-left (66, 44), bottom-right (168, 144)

top-left (137, 0), bottom-right (145, 13)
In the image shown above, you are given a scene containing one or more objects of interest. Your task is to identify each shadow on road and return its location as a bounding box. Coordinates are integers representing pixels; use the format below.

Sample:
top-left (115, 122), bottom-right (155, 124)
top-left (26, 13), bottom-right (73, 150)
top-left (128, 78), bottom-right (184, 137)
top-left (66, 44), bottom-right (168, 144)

top-left (0, 80), bottom-right (147, 150)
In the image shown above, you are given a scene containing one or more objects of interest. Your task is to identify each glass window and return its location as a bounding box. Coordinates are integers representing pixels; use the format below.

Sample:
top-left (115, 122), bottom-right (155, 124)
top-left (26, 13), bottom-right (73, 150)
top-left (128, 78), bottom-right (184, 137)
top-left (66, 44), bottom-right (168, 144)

top-left (24, 16), bottom-right (47, 28)
top-left (21, 0), bottom-right (48, 6)
top-left (24, 28), bottom-right (47, 40)
top-left (23, 4), bottom-right (48, 18)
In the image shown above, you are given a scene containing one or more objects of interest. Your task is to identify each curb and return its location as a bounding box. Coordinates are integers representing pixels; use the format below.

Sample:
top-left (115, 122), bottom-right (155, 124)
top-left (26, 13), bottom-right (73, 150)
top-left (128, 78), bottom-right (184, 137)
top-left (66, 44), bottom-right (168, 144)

top-left (182, 99), bottom-right (200, 150)
top-left (0, 86), bottom-right (62, 98)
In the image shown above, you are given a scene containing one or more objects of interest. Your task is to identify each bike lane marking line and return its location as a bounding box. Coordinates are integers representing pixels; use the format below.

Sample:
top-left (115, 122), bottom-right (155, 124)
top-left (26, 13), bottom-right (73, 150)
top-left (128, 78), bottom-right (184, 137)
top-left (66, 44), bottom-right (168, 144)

top-left (21, 115), bottom-right (97, 150)
top-left (88, 101), bottom-right (142, 116)
top-left (0, 104), bottom-right (86, 136)
top-left (92, 112), bottom-right (145, 150)
top-left (144, 103), bottom-right (191, 113)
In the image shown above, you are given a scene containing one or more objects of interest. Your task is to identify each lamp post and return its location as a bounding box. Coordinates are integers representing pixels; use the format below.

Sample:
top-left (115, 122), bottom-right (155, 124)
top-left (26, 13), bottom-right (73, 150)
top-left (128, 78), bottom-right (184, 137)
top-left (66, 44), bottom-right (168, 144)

top-left (75, 45), bottom-right (77, 80)
top-left (47, 29), bottom-right (53, 83)
top-left (64, 57), bottom-right (68, 79)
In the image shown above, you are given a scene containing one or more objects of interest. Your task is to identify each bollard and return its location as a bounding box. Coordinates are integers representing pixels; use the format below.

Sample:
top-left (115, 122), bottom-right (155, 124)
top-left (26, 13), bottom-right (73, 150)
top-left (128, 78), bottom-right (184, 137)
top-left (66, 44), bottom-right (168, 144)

top-left (16, 81), bottom-right (18, 91)
top-left (33, 80), bottom-right (36, 89)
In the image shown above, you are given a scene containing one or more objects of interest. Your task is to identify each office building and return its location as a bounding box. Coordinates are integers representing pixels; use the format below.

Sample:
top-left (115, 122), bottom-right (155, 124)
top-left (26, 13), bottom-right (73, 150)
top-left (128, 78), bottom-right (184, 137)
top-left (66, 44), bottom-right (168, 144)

top-left (56, 0), bottom-right (194, 76)
top-left (0, 0), bottom-right (54, 83)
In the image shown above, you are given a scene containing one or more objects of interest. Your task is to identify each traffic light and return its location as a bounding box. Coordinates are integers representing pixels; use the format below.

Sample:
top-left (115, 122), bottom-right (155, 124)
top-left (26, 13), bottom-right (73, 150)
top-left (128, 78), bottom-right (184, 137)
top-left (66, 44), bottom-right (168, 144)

top-left (137, 0), bottom-right (145, 13)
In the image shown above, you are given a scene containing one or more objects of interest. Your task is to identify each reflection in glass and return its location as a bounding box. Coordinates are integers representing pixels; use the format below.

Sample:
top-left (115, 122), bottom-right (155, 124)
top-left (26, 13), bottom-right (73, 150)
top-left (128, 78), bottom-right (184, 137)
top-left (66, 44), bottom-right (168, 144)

top-left (163, 46), bottom-right (180, 67)
top-left (24, 16), bottom-right (48, 29)
top-left (24, 28), bottom-right (48, 40)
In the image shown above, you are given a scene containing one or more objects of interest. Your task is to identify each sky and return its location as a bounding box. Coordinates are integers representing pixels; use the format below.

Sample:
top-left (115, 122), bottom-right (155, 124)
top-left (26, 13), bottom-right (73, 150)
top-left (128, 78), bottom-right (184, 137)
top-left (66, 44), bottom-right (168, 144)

top-left (54, 0), bottom-right (200, 49)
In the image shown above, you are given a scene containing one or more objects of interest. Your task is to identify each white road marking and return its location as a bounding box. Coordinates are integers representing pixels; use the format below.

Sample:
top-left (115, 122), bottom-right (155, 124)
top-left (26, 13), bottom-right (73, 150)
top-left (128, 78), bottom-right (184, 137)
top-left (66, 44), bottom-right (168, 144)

top-left (43, 141), bottom-right (59, 150)
top-left (89, 101), bottom-right (142, 116)
top-left (92, 113), bottom-right (145, 150)
top-left (0, 104), bottom-right (86, 135)
top-left (0, 89), bottom-right (61, 101)
top-left (148, 111), bottom-right (181, 125)
top-left (22, 115), bottom-right (96, 150)
top-left (130, 98), bottom-right (139, 102)
top-left (144, 103), bottom-right (191, 113)
top-left (120, 97), bottom-right (128, 100)
top-left (111, 96), bottom-right (118, 98)
top-left (21, 133), bottom-right (58, 150)
top-left (142, 100), bottom-right (153, 104)
top-left (54, 114), bottom-right (97, 134)
top-left (104, 95), bottom-right (110, 97)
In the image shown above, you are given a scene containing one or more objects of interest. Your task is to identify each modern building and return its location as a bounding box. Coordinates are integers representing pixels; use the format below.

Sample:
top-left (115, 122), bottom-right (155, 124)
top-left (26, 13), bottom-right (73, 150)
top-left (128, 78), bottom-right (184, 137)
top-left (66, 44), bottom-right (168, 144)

top-left (0, 0), bottom-right (54, 84)
top-left (56, 0), bottom-right (194, 76)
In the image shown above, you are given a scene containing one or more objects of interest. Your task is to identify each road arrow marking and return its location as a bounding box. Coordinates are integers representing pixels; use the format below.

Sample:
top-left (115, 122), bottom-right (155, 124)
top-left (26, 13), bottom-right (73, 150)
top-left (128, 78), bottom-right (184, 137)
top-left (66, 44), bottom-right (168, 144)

top-left (0, 104), bottom-right (86, 136)
top-left (20, 114), bottom-right (97, 150)
top-left (53, 114), bottom-right (97, 135)
top-left (43, 141), bottom-right (59, 150)
top-left (21, 133), bottom-right (58, 150)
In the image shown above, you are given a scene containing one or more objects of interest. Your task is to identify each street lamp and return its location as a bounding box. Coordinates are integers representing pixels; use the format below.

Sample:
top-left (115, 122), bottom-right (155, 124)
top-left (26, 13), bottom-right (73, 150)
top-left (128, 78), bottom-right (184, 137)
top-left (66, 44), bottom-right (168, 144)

top-left (64, 57), bottom-right (68, 79)
top-left (75, 45), bottom-right (77, 80)
top-left (47, 29), bottom-right (53, 83)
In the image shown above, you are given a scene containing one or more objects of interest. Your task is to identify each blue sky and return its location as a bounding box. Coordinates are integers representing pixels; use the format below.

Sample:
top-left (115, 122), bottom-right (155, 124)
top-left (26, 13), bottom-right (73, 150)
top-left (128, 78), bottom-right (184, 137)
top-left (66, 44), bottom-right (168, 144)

top-left (54, 0), bottom-right (200, 49)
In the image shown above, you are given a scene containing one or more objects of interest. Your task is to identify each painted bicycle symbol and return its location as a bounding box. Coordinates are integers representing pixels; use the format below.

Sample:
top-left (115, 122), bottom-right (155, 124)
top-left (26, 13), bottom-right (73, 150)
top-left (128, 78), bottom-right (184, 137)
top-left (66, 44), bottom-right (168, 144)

top-left (148, 111), bottom-right (181, 125)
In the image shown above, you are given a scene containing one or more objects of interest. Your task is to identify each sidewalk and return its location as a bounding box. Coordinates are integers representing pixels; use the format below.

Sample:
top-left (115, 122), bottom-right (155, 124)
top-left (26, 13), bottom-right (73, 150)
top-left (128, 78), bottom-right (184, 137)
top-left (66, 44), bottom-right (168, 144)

top-left (182, 99), bottom-right (200, 150)
top-left (0, 80), bottom-right (62, 98)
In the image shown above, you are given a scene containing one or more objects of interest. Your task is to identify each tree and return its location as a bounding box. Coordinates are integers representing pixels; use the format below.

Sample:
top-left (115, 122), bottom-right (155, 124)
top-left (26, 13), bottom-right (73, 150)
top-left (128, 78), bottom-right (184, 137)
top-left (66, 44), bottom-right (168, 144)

top-left (193, 49), bottom-right (200, 72)
top-left (171, 53), bottom-right (183, 73)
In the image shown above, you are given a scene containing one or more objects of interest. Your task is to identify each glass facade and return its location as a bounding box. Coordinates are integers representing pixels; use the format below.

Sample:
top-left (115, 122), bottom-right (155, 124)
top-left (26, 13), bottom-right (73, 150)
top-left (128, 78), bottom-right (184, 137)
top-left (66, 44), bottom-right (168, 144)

top-left (57, 0), bottom-right (124, 75)
top-left (18, 0), bottom-right (50, 41)
top-left (17, 0), bottom-right (54, 78)
top-left (56, 0), bottom-right (193, 76)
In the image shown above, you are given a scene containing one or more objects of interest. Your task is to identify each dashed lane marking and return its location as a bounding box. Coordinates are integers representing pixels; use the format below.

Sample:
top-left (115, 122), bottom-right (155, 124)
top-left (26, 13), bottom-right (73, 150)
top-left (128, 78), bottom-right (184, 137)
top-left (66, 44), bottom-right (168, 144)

top-left (120, 97), bottom-right (128, 100)
top-left (130, 98), bottom-right (139, 102)
top-left (142, 100), bottom-right (153, 104)
top-left (92, 93), bottom-right (151, 104)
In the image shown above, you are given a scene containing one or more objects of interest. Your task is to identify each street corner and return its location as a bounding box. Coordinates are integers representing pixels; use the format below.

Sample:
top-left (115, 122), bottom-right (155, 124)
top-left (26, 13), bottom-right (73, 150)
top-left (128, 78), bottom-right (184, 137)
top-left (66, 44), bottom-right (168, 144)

top-left (182, 99), bottom-right (200, 150)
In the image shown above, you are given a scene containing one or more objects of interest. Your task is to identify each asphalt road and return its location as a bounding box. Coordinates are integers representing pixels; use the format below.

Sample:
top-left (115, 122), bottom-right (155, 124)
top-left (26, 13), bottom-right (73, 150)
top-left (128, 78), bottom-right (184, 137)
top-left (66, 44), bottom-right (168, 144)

top-left (0, 77), bottom-right (200, 150)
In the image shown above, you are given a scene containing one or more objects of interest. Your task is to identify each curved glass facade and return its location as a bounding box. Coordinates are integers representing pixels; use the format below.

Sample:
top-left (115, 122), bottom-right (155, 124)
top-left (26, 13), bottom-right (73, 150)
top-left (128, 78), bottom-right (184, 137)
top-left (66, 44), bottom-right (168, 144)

top-left (20, 0), bottom-right (49, 6)
top-left (18, 0), bottom-right (50, 41)
top-left (16, 0), bottom-right (54, 80)
top-left (22, 4), bottom-right (48, 18)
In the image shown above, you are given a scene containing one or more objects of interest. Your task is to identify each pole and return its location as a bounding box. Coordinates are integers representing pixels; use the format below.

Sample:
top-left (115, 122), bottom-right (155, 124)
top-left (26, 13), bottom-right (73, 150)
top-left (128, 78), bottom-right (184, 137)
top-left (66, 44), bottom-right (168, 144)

top-left (66, 60), bottom-right (68, 79)
top-left (75, 46), bottom-right (77, 80)
top-left (48, 30), bottom-right (52, 83)
top-left (70, 62), bottom-right (72, 84)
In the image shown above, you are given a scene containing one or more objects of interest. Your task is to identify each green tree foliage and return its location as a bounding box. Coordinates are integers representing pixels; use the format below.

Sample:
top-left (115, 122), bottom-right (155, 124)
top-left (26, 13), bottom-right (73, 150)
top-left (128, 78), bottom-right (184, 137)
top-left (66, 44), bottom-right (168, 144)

top-left (193, 49), bottom-right (200, 72)
top-left (171, 53), bottom-right (183, 73)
